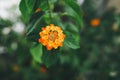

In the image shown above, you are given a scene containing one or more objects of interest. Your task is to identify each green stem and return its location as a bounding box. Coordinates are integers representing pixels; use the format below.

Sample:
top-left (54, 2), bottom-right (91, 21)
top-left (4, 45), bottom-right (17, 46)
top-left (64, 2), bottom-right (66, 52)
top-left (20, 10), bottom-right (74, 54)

top-left (47, 0), bottom-right (52, 21)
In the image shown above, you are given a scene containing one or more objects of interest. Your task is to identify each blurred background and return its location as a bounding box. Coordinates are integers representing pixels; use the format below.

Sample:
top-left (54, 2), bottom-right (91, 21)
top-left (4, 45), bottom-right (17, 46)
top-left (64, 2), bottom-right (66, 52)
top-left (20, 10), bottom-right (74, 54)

top-left (0, 0), bottom-right (120, 80)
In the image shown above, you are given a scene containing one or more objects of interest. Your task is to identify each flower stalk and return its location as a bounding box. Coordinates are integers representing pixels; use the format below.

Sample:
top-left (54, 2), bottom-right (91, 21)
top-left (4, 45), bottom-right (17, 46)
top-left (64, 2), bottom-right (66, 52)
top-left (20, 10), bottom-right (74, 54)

top-left (47, 0), bottom-right (52, 21)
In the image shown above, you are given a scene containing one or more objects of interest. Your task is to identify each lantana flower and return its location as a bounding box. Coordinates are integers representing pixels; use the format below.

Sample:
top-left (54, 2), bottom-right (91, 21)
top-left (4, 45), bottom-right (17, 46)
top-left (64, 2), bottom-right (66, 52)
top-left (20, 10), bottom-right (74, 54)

top-left (90, 18), bottom-right (100, 27)
top-left (12, 65), bottom-right (20, 72)
top-left (38, 24), bottom-right (65, 50)
top-left (35, 8), bottom-right (41, 12)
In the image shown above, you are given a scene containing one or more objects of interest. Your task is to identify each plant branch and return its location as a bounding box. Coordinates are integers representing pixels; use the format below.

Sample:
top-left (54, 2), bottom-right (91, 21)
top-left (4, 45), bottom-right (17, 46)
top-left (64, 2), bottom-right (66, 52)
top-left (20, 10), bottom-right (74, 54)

top-left (47, 0), bottom-right (52, 21)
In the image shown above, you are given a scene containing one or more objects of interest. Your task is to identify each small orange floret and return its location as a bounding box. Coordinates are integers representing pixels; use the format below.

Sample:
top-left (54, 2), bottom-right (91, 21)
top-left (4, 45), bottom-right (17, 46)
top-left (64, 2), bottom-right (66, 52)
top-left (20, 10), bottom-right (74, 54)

top-left (12, 65), bottom-right (20, 72)
top-left (39, 66), bottom-right (47, 73)
top-left (38, 38), bottom-right (43, 43)
top-left (90, 18), bottom-right (100, 27)
top-left (112, 23), bottom-right (118, 32)
top-left (42, 27), bottom-right (45, 30)
top-left (38, 24), bottom-right (65, 50)
top-left (46, 45), bottom-right (53, 50)
top-left (35, 8), bottom-right (41, 13)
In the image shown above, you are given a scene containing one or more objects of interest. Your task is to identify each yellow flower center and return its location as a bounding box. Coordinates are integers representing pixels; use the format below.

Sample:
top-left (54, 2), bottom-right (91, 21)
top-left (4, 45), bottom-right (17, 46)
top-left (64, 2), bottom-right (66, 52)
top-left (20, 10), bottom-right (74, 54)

top-left (48, 31), bottom-right (58, 41)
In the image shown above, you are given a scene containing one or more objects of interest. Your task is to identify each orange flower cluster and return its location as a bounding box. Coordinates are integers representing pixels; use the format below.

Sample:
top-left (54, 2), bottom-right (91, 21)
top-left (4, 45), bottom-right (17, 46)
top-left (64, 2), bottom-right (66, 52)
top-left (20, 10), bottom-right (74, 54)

top-left (39, 66), bottom-right (47, 73)
top-left (90, 18), bottom-right (100, 27)
top-left (112, 22), bottom-right (118, 32)
top-left (35, 8), bottom-right (41, 13)
top-left (38, 24), bottom-right (65, 50)
top-left (12, 65), bottom-right (20, 72)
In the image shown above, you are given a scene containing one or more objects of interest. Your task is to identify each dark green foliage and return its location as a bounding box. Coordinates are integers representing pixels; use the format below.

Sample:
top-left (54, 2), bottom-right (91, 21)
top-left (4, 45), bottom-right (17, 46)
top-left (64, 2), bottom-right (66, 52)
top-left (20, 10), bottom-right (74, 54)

top-left (1, 0), bottom-right (120, 80)
top-left (19, 0), bottom-right (82, 67)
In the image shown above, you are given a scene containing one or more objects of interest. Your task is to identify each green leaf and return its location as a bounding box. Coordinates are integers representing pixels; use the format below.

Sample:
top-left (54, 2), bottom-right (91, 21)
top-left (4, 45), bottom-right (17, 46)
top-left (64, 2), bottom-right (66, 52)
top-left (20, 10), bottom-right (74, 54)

top-left (38, 0), bottom-right (49, 11)
top-left (42, 47), bottom-right (59, 67)
top-left (67, 23), bottom-right (79, 33)
top-left (19, 0), bottom-right (29, 22)
top-left (26, 24), bottom-right (44, 42)
top-left (30, 44), bottom-right (43, 63)
top-left (25, 0), bottom-right (36, 13)
top-left (26, 13), bottom-right (45, 36)
top-left (19, 0), bottom-right (37, 22)
top-left (64, 32), bottom-right (80, 49)
top-left (64, 0), bottom-right (83, 27)
top-left (26, 33), bottom-right (39, 42)
top-left (60, 54), bottom-right (79, 67)
top-left (26, 12), bottom-right (44, 42)
top-left (51, 0), bottom-right (58, 3)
